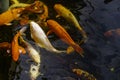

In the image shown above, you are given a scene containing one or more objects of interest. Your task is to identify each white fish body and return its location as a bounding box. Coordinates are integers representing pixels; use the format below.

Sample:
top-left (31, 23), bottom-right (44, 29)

top-left (30, 21), bottom-right (66, 53)
top-left (20, 36), bottom-right (40, 64)
top-left (29, 64), bottom-right (40, 80)
top-left (26, 42), bottom-right (41, 64)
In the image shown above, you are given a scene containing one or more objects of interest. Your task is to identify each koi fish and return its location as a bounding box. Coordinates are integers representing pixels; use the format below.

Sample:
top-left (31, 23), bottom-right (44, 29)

top-left (104, 28), bottom-right (120, 37)
top-left (20, 36), bottom-right (41, 64)
top-left (30, 21), bottom-right (66, 53)
top-left (0, 7), bottom-right (25, 26)
top-left (29, 64), bottom-right (40, 80)
top-left (54, 4), bottom-right (87, 43)
top-left (72, 68), bottom-right (96, 80)
top-left (47, 20), bottom-right (84, 56)
top-left (11, 27), bottom-right (26, 61)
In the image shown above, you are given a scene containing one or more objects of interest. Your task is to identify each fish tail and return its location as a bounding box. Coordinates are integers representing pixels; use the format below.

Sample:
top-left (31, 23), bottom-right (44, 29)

top-left (72, 43), bottom-right (84, 57)
top-left (19, 27), bottom-right (27, 34)
top-left (52, 48), bottom-right (66, 53)
top-left (78, 27), bottom-right (88, 43)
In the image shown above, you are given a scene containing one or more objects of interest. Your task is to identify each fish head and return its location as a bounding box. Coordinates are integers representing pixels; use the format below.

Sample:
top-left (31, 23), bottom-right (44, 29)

top-left (47, 20), bottom-right (55, 29)
top-left (12, 8), bottom-right (25, 17)
top-left (54, 4), bottom-right (63, 14)
top-left (30, 21), bottom-right (39, 33)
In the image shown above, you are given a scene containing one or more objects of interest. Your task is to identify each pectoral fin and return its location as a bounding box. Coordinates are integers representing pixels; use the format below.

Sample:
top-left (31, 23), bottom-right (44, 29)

top-left (18, 46), bottom-right (26, 54)
top-left (67, 46), bottom-right (74, 54)
top-left (56, 14), bottom-right (60, 18)
top-left (4, 23), bottom-right (12, 26)
top-left (47, 30), bottom-right (53, 36)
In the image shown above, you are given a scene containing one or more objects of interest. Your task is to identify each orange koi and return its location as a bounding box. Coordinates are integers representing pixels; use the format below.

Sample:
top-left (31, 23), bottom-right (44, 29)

top-left (0, 7), bottom-right (25, 26)
top-left (11, 27), bottom-right (26, 61)
top-left (11, 31), bottom-right (21, 61)
top-left (47, 20), bottom-right (84, 56)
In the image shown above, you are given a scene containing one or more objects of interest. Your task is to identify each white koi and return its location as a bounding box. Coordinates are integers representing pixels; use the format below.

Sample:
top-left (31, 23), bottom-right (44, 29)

top-left (30, 21), bottom-right (66, 53)
top-left (29, 64), bottom-right (41, 80)
top-left (20, 36), bottom-right (41, 64)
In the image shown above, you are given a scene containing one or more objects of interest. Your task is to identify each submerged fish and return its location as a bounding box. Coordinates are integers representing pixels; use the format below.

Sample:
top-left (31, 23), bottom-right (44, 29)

top-left (29, 64), bottom-right (40, 80)
top-left (47, 20), bottom-right (84, 56)
top-left (72, 68), bottom-right (96, 80)
top-left (30, 21), bottom-right (66, 53)
top-left (11, 27), bottom-right (26, 61)
top-left (0, 7), bottom-right (25, 26)
top-left (54, 4), bottom-right (87, 43)
top-left (20, 36), bottom-right (41, 64)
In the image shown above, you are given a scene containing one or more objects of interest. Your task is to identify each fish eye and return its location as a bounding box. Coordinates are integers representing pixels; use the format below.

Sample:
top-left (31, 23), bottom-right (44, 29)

top-left (32, 68), bottom-right (36, 71)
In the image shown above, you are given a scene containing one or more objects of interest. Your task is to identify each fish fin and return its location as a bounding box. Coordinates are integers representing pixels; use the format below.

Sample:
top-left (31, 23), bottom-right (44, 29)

top-left (18, 46), bottom-right (26, 54)
top-left (67, 46), bottom-right (74, 54)
top-left (52, 49), bottom-right (66, 53)
top-left (31, 33), bottom-right (33, 39)
top-left (72, 44), bottom-right (84, 57)
top-left (4, 23), bottom-right (12, 26)
top-left (36, 43), bottom-right (43, 48)
top-left (56, 14), bottom-right (60, 18)
top-left (46, 30), bottom-right (53, 36)
top-left (20, 27), bottom-right (27, 33)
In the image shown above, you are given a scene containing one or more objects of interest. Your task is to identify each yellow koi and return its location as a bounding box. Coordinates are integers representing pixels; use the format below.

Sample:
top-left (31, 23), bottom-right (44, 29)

top-left (54, 4), bottom-right (87, 43)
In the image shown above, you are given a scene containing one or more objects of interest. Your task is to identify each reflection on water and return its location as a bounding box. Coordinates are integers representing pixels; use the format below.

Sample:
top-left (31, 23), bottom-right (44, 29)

top-left (0, 0), bottom-right (120, 80)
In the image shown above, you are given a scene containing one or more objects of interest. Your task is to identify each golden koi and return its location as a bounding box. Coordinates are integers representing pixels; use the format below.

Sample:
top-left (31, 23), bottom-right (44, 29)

top-left (11, 27), bottom-right (26, 61)
top-left (54, 4), bottom-right (87, 43)
top-left (47, 20), bottom-right (84, 56)
top-left (0, 7), bottom-right (25, 26)
top-left (20, 36), bottom-right (41, 64)
top-left (30, 21), bottom-right (66, 53)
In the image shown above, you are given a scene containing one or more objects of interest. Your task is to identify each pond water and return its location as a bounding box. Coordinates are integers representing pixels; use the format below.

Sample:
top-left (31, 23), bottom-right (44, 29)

top-left (0, 0), bottom-right (120, 80)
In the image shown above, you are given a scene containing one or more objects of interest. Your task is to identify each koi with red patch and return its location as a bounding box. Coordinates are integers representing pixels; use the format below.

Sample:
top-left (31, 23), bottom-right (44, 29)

top-left (47, 20), bottom-right (84, 57)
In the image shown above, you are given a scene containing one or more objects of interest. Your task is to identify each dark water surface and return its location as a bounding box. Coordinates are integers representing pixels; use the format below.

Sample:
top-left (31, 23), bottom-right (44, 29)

top-left (0, 0), bottom-right (120, 80)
